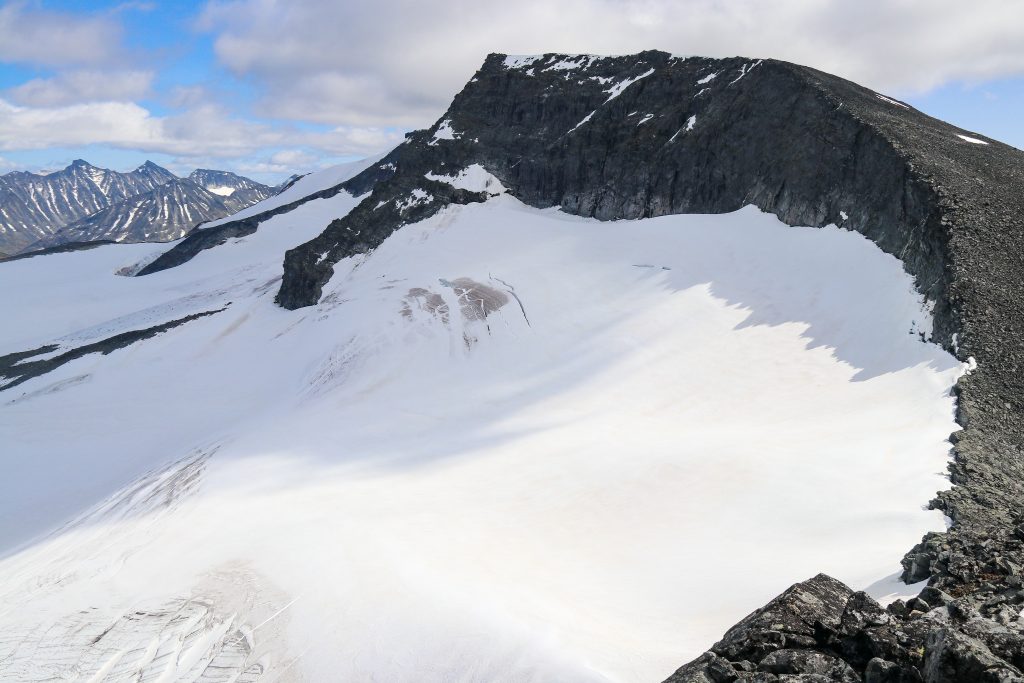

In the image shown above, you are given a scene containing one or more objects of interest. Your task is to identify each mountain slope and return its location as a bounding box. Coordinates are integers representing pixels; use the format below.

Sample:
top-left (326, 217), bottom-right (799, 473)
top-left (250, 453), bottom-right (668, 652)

top-left (0, 52), bottom-right (1022, 682)
top-left (136, 155), bottom-right (384, 275)
top-left (1, 161), bottom-right (276, 254)
top-left (0, 159), bottom-right (176, 253)
top-left (28, 178), bottom-right (249, 248)
top-left (141, 51), bottom-right (1024, 681)
top-left (188, 168), bottom-right (275, 208)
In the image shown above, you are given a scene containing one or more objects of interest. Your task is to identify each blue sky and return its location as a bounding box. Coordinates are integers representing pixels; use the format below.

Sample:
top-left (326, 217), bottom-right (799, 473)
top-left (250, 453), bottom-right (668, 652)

top-left (0, 1), bottom-right (1021, 183)
top-left (904, 76), bottom-right (1024, 149)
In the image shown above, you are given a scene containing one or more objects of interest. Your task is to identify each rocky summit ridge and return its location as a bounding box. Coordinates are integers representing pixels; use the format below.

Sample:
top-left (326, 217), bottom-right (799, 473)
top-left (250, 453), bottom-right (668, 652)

top-left (141, 51), bottom-right (1024, 681)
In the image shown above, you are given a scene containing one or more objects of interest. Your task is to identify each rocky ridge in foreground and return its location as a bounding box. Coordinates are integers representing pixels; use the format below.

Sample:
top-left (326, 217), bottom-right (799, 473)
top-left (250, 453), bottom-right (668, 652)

top-left (144, 51), bottom-right (1024, 680)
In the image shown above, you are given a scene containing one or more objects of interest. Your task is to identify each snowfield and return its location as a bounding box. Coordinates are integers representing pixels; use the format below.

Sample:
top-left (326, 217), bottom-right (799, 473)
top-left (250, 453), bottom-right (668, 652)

top-left (0, 169), bottom-right (965, 682)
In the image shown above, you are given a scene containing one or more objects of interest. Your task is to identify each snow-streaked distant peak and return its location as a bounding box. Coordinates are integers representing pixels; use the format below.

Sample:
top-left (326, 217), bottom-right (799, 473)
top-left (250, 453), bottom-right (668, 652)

top-left (207, 186), bottom-right (236, 197)
top-left (198, 154), bottom-right (385, 231)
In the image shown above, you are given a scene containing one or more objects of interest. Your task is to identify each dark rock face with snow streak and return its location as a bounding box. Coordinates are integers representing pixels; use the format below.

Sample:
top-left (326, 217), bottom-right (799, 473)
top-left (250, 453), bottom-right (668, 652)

top-left (265, 51), bottom-right (1024, 682)
top-left (0, 160), bottom-right (176, 253)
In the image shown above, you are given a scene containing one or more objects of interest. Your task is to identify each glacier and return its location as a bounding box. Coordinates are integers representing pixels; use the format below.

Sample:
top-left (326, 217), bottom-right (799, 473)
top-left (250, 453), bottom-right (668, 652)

top-left (0, 164), bottom-right (967, 682)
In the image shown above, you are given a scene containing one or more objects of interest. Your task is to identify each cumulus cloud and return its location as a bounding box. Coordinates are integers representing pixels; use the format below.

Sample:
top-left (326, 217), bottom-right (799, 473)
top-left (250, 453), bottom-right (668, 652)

top-left (311, 127), bottom-right (406, 156)
top-left (6, 70), bottom-right (153, 107)
top-left (0, 2), bottom-right (125, 67)
top-left (166, 84), bottom-right (212, 109)
top-left (0, 96), bottom-right (403, 164)
top-left (269, 149), bottom-right (318, 167)
top-left (0, 98), bottom-right (287, 157)
top-left (198, 0), bottom-right (1024, 127)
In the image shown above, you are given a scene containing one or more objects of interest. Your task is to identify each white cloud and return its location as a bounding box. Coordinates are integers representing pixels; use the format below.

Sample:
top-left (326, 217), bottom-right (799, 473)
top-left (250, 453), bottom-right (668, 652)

top-left (6, 70), bottom-right (153, 107)
top-left (198, 0), bottom-right (1024, 127)
top-left (0, 99), bottom-right (157, 151)
top-left (234, 160), bottom-right (290, 175)
top-left (166, 84), bottom-right (212, 109)
top-left (310, 127), bottom-right (406, 156)
top-left (269, 149), bottom-right (318, 167)
top-left (0, 97), bottom-right (402, 165)
top-left (0, 2), bottom-right (125, 67)
top-left (0, 98), bottom-right (285, 157)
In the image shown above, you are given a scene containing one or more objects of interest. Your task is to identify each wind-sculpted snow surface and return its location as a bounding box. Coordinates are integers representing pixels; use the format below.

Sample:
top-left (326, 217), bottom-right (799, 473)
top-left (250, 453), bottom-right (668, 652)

top-left (0, 184), bottom-right (965, 680)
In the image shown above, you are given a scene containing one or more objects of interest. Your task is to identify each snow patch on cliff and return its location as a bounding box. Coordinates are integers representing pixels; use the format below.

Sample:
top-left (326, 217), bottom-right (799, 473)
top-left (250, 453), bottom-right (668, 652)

top-left (957, 134), bottom-right (989, 145)
top-left (425, 164), bottom-right (506, 194)
top-left (604, 68), bottom-right (656, 102)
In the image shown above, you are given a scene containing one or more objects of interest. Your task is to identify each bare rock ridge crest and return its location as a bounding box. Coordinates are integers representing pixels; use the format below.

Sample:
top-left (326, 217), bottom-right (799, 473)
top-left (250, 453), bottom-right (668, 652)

top-left (144, 50), bottom-right (1024, 681)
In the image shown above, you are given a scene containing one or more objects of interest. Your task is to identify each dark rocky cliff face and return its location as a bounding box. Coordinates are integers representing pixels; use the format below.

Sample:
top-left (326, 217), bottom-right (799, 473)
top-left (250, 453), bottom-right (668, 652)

top-left (277, 53), bottom-right (965, 340)
top-left (151, 51), bottom-right (1024, 680)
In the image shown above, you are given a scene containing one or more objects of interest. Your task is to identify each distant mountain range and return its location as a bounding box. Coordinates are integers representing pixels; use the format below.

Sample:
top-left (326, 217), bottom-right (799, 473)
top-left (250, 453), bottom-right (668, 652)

top-left (0, 160), bottom-right (278, 254)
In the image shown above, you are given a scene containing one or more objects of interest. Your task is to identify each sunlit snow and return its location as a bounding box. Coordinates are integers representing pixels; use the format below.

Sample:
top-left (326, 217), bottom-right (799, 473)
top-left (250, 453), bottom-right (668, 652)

top-left (956, 134), bottom-right (989, 145)
top-left (0, 177), bottom-right (965, 682)
top-left (425, 164), bottom-right (506, 193)
top-left (429, 119), bottom-right (461, 145)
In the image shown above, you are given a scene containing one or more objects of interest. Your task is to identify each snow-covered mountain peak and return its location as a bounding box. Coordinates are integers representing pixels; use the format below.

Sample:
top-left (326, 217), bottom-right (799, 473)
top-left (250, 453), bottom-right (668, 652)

top-left (189, 168), bottom-right (271, 198)
top-left (0, 160), bottom-right (272, 254)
